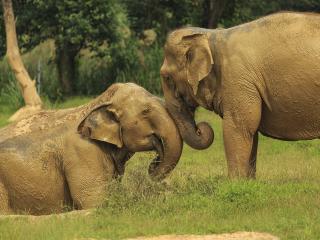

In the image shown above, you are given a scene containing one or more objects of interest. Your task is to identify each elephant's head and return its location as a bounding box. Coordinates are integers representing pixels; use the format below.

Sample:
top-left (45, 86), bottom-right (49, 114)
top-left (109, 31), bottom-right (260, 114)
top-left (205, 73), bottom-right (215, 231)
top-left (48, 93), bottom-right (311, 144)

top-left (160, 27), bottom-right (216, 150)
top-left (77, 83), bottom-right (183, 181)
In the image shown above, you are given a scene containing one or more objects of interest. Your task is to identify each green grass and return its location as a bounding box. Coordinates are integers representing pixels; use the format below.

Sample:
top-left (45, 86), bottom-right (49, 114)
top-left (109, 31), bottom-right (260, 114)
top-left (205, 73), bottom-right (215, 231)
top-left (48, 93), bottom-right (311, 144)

top-left (0, 99), bottom-right (320, 239)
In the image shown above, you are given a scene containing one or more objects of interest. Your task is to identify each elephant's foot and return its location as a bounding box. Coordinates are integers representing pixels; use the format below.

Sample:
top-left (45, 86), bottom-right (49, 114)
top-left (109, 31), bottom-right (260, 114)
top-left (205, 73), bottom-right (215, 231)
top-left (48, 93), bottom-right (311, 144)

top-left (228, 167), bottom-right (256, 179)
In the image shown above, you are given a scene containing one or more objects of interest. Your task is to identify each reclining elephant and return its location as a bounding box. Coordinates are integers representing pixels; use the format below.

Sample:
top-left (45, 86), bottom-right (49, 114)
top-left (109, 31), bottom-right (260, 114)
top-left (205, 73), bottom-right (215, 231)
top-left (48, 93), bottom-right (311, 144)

top-left (160, 12), bottom-right (320, 178)
top-left (0, 83), bottom-right (182, 215)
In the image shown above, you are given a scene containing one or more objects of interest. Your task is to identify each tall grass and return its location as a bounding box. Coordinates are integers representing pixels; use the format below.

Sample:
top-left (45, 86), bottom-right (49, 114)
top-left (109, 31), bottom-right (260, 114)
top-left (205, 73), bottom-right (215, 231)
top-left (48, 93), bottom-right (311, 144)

top-left (114, 43), bottom-right (163, 95)
top-left (0, 74), bottom-right (24, 109)
top-left (0, 39), bottom-right (163, 107)
top-left (0, 71), bottom-right (23, 126)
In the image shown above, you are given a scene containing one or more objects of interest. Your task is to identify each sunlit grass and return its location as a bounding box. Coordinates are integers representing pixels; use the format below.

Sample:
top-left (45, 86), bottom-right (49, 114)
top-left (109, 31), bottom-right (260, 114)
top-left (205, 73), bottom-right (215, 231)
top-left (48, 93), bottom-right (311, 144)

top-left (0, 101), bottom-right (320, 239)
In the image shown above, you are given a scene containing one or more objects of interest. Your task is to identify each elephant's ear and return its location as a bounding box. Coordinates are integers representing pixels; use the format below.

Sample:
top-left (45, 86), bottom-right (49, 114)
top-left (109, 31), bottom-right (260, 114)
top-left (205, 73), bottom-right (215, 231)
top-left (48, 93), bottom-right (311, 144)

top-left (183, 33), bottom-right (213, 95)
top-left (77, 105), bottom-right (123, 148)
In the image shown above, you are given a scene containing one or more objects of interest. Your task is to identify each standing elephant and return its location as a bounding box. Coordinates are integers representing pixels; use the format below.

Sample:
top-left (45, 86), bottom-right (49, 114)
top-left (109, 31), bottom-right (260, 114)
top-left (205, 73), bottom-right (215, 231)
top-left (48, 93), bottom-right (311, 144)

top-left (160, 12), bottom-right (320, 178)
top-left (0, 83), bottom-right (182, 215)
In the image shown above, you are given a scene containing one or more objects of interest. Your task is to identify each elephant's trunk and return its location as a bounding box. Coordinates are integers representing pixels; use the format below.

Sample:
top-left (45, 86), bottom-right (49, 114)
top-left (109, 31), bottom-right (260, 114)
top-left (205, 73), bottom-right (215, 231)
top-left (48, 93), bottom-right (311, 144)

top-left (148, 105), bottom-right (183, 181)
top-left (167, 101), bottom-right (214, 150)
top-left (162, 79), bottom-right (214, 150)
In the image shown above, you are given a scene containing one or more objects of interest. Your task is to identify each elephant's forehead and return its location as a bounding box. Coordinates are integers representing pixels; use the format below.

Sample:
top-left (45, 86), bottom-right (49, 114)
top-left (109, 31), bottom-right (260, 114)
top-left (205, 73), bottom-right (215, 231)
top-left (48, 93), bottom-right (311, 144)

top-left (114, 85), bottom-right (152, 101)
top-left (118, 91), bottom-right (152, 106)
top-left (168, 28), bottom-right (204, 46)
top-left (169, 29), bottom-right (190, 41)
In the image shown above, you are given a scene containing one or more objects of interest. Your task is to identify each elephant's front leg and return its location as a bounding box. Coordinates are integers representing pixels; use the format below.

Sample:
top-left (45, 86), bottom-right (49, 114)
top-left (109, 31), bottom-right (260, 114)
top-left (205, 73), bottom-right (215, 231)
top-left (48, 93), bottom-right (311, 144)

top-left (0, 182), bottom-right (12, 214)
top-left (64, 136), bottom-right (117, 210)
top-left (223, 95), bottom-right (261, 178)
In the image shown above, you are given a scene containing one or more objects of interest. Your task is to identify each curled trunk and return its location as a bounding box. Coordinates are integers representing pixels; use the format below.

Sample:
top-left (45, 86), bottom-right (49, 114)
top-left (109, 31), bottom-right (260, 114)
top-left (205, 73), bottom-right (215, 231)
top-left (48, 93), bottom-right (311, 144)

top-left (162, 79), bottom-right (214, 150)
top-left (148, 106), bottom-right (183, 181)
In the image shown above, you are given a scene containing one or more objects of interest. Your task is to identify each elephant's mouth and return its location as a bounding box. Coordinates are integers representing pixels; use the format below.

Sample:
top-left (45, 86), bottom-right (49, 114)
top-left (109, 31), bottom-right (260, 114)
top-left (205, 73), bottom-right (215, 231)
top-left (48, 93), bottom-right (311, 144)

top-left (148, 134), bottom-right (164, 175)
top-left (113, 151), bottom-right (135, 177)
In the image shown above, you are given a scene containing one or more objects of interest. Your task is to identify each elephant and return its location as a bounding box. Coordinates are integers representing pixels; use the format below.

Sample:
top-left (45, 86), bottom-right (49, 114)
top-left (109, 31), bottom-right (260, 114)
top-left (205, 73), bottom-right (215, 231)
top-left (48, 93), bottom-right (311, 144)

top-left (160, 12), bottom-right (320, 178)
top-left (0, 83), bottom-right (182, 215)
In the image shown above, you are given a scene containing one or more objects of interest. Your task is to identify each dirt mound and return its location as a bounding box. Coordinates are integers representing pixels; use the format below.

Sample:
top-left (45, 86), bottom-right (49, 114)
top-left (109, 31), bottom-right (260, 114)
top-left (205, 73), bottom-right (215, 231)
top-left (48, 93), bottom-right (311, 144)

top-left (126, 232), bottom-right (279, 240)
top-left (75, 232), bottom-right (279, 240)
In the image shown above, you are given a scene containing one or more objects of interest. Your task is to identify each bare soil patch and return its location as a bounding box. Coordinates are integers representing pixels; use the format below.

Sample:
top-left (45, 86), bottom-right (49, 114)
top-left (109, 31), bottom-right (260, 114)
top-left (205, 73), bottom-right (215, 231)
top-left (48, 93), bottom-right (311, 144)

top-left (126, 232), bottom-right (279, 240)
top-left (75, 232), bottom-right (279, 240)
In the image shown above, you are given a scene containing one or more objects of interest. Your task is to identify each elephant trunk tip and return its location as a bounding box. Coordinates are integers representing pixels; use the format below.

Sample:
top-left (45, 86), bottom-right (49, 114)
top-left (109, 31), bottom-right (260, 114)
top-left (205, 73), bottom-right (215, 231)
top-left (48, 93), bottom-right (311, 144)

top-left (182, 121), bottom-right (214, 150)
top-left (148, 130), bottom-right (182, 181)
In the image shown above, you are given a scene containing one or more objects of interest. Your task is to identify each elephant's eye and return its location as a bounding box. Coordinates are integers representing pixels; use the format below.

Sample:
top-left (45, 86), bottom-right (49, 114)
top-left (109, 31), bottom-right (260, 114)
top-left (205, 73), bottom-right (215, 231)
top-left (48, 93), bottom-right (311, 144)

top-left (186, 50), bottom-right (193, 62)
top-left (142, 107), bottom-right (151, 116)
top-left (107, 111), bottom-right (119, 122)
top-left (166, 76), bottom-right (175, 88)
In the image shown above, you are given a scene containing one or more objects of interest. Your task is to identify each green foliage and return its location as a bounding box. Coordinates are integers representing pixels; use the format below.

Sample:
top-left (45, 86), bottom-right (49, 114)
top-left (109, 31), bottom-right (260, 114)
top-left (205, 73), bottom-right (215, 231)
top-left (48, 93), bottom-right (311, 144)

top-left (0, 72), bottom-right (23, 127)
top-left (0, 38), bottom-right (161, 101)
top-left (221, 0), bottom-right (320, 27)
top-left (0, 0), bottom-right (319, 101)
top-left (0, 77), bottom-right (24, 109)
top-left (113, 42), bottom-right (163, 94)
top-left (4, 0), bottom-right (130, 55)
top-left (0, 0), bottom-right (138, 96)
top-left (123, 0), bottom-right (203, 42)
top-left (0, 40), bottom-right (62, 101)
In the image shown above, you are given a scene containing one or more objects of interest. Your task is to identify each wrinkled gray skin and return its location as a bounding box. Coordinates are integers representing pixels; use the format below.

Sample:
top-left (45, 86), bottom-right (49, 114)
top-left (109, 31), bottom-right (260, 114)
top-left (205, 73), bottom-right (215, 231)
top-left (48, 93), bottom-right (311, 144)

top-left (160, 12), bottom-right (320, 178)
top-left (0, 83), bottom-right (182, 215)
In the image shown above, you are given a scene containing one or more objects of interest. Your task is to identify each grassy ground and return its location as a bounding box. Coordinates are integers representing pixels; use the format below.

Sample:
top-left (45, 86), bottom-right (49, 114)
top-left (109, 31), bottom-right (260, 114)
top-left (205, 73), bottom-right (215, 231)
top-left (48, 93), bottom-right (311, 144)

top-left (0, 99), bottom-right (320, 240)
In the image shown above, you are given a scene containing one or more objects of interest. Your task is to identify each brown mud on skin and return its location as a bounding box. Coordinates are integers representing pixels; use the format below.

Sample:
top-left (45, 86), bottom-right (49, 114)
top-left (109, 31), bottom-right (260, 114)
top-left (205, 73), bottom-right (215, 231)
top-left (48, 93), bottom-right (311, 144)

top-left (0, 83), bottom-right (182, 215)
top-left (0, 83), bottom-right (121, 143)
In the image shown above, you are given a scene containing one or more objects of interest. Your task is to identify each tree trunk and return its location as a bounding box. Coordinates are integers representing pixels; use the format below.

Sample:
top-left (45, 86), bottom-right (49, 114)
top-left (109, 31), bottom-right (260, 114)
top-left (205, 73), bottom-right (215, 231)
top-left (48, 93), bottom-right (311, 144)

top-left (2, 0), bottom-right (43, 122)
top-left (204, 0), bottom-right (228, 28)
top-left (56, 45), bottom-right (78, 96)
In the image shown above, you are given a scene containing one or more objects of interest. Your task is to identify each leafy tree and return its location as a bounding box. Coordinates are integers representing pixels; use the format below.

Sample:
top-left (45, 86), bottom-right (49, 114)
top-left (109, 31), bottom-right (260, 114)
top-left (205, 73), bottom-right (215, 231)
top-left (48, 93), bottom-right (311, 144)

top-left (220, 0), bottom-right (320, 27)
top-left (1, 0), bottom-right (131, 95)
top-left (1, 0), bottom-right (320, 99)
top-left (123, 0), bottom-right (204, 42)
top-left (2, 0), bottom-right (42, 122)
top-left (202, 0), bottom-right (230, 28)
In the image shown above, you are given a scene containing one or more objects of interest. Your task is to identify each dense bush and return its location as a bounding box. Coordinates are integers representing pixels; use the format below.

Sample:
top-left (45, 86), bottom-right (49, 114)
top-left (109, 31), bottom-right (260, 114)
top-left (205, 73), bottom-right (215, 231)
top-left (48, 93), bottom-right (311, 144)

top-left (0, 37), bottom-right (162, 103)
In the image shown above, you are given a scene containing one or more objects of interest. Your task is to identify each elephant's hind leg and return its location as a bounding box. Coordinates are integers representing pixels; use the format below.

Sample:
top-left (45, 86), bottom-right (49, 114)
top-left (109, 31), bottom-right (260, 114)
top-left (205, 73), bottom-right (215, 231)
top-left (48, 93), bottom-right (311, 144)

top-left (0, 182), bottom-right (12, 214)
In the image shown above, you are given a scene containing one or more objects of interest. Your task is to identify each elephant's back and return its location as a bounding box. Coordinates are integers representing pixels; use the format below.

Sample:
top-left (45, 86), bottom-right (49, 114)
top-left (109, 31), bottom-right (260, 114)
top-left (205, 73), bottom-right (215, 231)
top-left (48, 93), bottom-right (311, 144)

top-left (0, 108), bottom-right (81, 143)
top-left (223, 12), bottom-right (320, 54)
top-left (221, 12), bottom-right (320, 140)
top-left (225, 12), bottom-right (320, 36)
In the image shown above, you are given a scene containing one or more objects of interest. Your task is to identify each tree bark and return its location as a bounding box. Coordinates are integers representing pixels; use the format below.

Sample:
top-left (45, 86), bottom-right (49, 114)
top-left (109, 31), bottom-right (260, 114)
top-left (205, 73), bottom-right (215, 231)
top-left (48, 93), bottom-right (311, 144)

top-left (2, 0), bottom-right (43, 122)
top-left (204, 0), bottom-right (228, 28)
top-left (56, 45), bottom-right (78, 96)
